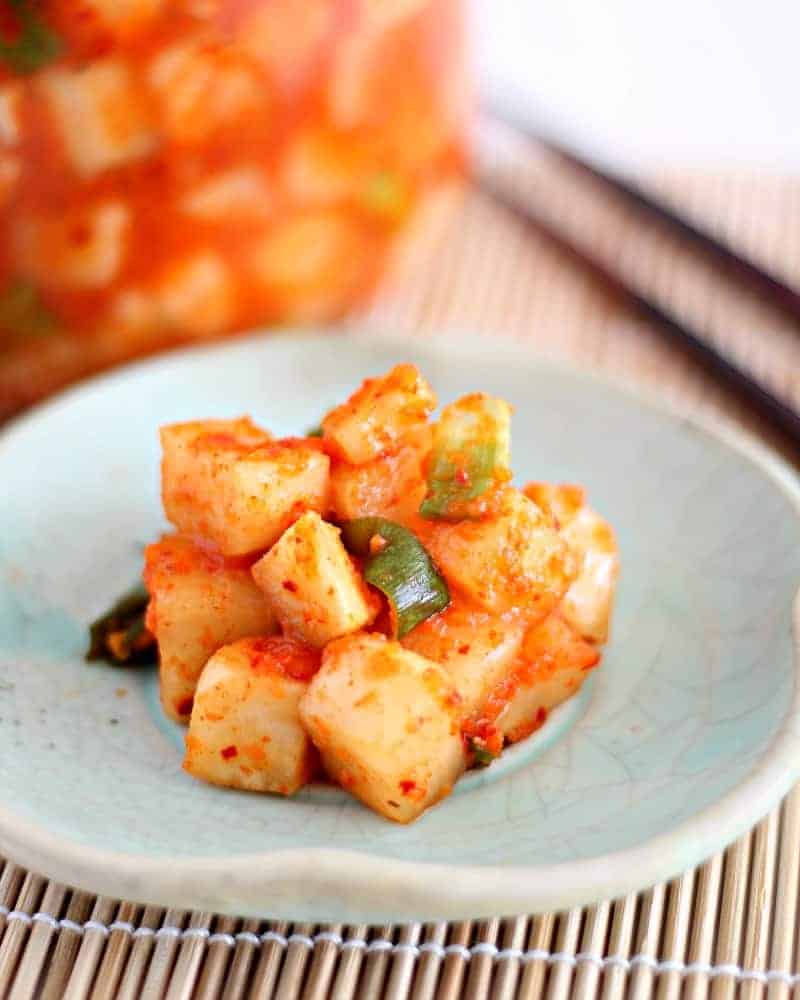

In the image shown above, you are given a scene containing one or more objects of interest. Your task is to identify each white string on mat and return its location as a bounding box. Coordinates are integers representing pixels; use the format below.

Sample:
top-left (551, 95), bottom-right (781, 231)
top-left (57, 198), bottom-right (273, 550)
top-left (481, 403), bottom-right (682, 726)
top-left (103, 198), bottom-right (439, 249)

top-left (0, 906), bottom-right (796, 987)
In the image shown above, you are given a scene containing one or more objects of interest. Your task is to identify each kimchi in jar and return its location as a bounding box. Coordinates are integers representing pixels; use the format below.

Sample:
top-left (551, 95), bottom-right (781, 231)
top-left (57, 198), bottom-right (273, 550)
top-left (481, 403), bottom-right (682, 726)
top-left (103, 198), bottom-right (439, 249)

top-left (0, 0), bottom-right (468, 415)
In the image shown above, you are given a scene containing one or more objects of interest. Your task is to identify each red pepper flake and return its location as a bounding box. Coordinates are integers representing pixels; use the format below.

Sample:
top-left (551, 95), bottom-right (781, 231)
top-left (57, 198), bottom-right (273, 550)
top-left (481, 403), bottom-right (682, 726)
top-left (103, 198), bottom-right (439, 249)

top-left (246, 636), bottom-right (321, 681)
top-left (399, 780), bottom-right (416, 796)
top-left (455, 467), bottom-right (470, 486)
top-left (220, 745), bottom-right (238, 760)
top-left (368, 533), bottom-right (388, 555)
top-left (445, 689), bottom-right (464, 709)
top-left (582, 651), bottom-right (601, 671)
top-left (461, 717), bottom-right (503, 756)
top-left (282, 579), bottom-right (298, 593)
top-left (176, 696), bottom-right (194, 717)
top-left (457, 643), bottom-right (471, 655)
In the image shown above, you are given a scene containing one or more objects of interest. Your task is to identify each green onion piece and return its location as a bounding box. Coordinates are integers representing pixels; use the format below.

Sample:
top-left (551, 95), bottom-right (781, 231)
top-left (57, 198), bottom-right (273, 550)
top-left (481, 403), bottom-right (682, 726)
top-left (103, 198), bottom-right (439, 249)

top-left (86, 585), bottom-right (156, 667)
top-left (420, 394), bottom-right (512, 521)
top-left (360, 171), bottom-right (410, 221)
top-left (467, 737), bottom-right (499, 768)
top-left (0, 2), bottom-right (62, 74)
top-left (341, 517), bottom-right (449, 638)
top-left (0, 281), bottom-right (59, 341)
top-left (305, 425), bottom-right (323, 438)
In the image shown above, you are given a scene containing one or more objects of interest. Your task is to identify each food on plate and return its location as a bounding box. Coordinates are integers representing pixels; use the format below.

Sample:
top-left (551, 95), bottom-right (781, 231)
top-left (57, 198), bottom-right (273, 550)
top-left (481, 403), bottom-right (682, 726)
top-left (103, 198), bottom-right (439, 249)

top-left (339, 516), bottom-right (449, 638)
top-left (251, 511), bottom-right (378, 647)
top-left (160, 419), bottom-right (329, 556)
top-left (0, 0), bottom-right (468, 417)
top-left (424, 489), bottom-right (577, 616)
top-left (420, 392), bottom-right (511, 520)
top-left (184, 636), bottom-right (320, 796)
top-left (300, 632), bottom-right (465, 823)
top-left (87, 364), bottom-right (619, 822)
top-left (524, 483), bottom-right (619, 644)
top-left (143, 535), bottom-right (277, 723)
top-left (483, 612), bottom-right (601, 746)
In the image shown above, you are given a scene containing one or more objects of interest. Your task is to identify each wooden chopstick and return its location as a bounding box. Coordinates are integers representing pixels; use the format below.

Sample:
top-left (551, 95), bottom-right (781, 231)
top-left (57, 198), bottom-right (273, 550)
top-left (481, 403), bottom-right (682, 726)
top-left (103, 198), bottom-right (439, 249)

top-left (493, 108), bottom-right (800, 327)
top-left (477, 169), bottom-right (800, 452)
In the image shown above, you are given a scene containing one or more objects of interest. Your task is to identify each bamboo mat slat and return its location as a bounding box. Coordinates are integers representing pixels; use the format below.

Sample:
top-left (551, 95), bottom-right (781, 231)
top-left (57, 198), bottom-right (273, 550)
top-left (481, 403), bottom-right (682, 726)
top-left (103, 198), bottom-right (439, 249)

top-left (600, 895), bottom-right (638, 1000)
top-left (683, 858), bottom-right (723, 1000)
top-left (407, 924), bottom-right (447, 1000)
top-left (1, 151), bottom-right (800, 997)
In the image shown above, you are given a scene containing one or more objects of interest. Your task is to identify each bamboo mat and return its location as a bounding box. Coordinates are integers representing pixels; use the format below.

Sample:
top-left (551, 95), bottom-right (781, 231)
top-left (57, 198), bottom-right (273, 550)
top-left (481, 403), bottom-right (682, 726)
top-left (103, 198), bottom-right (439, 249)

top-left (2, 143), bottom-right (800, 997)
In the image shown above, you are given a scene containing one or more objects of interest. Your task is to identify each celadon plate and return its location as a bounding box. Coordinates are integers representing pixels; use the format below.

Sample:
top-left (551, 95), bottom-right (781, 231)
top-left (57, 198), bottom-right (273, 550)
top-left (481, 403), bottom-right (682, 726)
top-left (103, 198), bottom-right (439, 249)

top-left (1, 331), bottom-right (799, 923)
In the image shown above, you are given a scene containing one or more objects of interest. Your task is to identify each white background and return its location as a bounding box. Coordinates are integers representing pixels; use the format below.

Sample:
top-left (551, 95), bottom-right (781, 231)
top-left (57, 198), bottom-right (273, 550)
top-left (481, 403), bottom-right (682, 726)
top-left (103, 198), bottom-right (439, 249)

top-left (471, 0), bottom-right (800, 169)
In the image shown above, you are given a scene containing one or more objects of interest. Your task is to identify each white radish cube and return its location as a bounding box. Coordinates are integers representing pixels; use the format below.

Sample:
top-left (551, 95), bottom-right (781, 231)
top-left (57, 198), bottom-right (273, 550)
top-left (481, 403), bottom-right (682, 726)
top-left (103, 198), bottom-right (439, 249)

top-left (251, 512), bottom-right (376, 647)
top-left (249, 211), bottom-right (373, 322)
top-left (525, 484), bottom-right (620, 644)
top-left (495, 614), bottom-right (600, 743)
top-left (402, 602), bottom-right (525, 717)
top-left (109, 289), bottom-right (161, 339)
top-left (300, 633), bottom-right (465, 823)
top-left (329, 426), bottom-right (431, 524)
top-left (161, 420), bottom-right (329, 557)
top-left (524, 483), bottom-right (586, 529)
top-left (113, 252), bottom-right (238, 340)
top-left (184, 636), bottom-right (319, 795)
top-left (157, 252), bottom-right (235, 337)
top-left (181, 167), bottom-right (272, 219)
top-left (148, 36), bottom-right (264, 144)
top-left (72, 0), bottom-right (163, 35)
top-left (14, 201), bottom-right (129, 290)
top-left (237, 0), bottom-right (332, 92)
top-left (328, 12), bottom-right (452, 165)
top-left (322, 363), bottom-right (436, 464)
top-left (426, 490), bottom-right (577, 616)
top-left (0, 85), bottom-right (21, 145)
top-left (38, 61), bottom-right (156, 177)
top-left (559, 507), bottom-right (619, 645)
top-left (281, 128), bottom-right (371, 204)
top-left (144, 535), bottom-right (277, 722)
top-left (359, 0), bottom-right (430, 30)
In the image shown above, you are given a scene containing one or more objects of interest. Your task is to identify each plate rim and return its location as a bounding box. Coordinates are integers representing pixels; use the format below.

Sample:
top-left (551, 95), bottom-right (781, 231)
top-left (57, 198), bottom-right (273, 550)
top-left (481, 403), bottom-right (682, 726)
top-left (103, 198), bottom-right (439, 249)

top-left (1, 327), bottom-right (799, 921)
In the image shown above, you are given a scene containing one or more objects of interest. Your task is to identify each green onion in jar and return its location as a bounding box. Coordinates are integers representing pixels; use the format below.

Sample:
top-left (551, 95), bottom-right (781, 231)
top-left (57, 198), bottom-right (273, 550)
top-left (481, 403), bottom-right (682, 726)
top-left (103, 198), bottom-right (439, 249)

top-left (420, 394), bottom-right (512, 521)
top-left (0, 281), bottom-right (59, 343)
top-left (0, 2), bottom-right (62, 75)
top-left (341, 517), bottom-right (449, 638)
top-left (360, 171), bottom-right (411, 223)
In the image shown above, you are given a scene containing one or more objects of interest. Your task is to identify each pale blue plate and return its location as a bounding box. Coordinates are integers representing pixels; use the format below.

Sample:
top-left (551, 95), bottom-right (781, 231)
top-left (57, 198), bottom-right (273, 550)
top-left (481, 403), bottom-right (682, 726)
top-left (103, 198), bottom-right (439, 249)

top-left (1, 331), bottom-right (798, 922)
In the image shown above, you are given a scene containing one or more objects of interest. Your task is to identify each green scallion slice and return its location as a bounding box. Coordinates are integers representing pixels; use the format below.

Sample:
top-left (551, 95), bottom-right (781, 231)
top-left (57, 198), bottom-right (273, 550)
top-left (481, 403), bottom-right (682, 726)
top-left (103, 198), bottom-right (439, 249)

top-left (341, 517), bottom-right (449, 638)
top-left (86, 585), bottom-right (156, 667)
top-left (420, 394), bottom-right (512, 521)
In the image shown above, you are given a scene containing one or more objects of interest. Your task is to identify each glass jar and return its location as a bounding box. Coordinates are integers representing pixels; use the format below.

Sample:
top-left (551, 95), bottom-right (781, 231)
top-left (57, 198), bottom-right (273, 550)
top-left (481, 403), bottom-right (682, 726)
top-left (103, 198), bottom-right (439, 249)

top-left (0, 0), bottom-right (468, 414)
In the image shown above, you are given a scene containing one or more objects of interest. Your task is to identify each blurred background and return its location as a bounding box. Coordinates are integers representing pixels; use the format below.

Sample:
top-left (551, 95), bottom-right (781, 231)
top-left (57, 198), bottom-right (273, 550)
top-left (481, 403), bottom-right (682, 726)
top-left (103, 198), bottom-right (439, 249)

top-left (0, 0), bottom-right (798, 444)
top-left (474, 0), bottom-right (800, 168)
